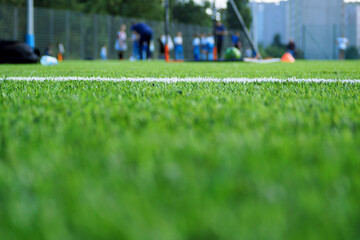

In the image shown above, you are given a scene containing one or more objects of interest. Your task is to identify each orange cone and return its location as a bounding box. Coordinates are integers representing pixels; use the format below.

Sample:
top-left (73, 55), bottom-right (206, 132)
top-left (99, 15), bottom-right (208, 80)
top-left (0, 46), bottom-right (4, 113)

top-left (281, 52), bottom-right (295, 63)
top-left (165, 44), bottom-right (170, 62)
top-left (57, 53), bottom-right (63, 62)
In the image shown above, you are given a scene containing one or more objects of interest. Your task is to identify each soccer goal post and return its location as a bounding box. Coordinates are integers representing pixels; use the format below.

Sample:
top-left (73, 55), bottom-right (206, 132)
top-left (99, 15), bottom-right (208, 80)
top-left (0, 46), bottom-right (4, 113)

top-left (228, 0), bottom-right (262, 58)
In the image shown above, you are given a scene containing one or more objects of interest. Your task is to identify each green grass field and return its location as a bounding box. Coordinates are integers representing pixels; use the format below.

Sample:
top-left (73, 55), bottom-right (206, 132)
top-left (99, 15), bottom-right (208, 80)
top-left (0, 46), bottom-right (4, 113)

top-left (1, 61), bottom-right (360, 239)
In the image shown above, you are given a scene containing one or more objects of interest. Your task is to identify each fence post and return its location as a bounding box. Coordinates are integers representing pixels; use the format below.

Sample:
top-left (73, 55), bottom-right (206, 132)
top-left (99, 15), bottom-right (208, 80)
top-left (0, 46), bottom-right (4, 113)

top-left (65, 11), bottom-right (70, 58)
top-left (80, 14), bottom-right (85, 59)
top-left (49, 9), bottom-right (54, 44)
top-left (107, 15), bottom-right (112, 59)
top-left (302, 25), bottom-right (306, 59)
top-left (333, 24), bottom-right (337, 60)
top-left (13, 7), bottom-right (18, 41)
top-left (94, 14), bottom-right (98, 59)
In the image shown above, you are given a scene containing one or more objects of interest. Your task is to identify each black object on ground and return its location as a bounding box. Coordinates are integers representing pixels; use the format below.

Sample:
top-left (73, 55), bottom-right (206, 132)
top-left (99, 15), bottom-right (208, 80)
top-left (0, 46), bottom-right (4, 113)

top-left (0, 40), bottom-right (40, 64)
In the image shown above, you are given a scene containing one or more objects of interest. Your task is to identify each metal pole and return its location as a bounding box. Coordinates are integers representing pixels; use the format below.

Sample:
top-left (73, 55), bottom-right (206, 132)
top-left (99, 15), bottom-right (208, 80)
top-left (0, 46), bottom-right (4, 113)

top-left (212, 0), bottom-right (217, 60)
top-left (228, 0), bottom-right (261, 58)
top-left (14, 7), bottom-right (18, 41)
top-left (341, 0), bottom-right (345, 37)
top-left (212, 0), bottom-right (216, 39)
top-left (107, 16), bottom-right (112, 59)
top-left (165, 0), bottom-right (170, 44)
top-left (65, 11), bottom-right (70, 58)
top-left (94, 15), bottom-right (98, 59)
top-left (80, 14), bottom-right (85, 59)
top-left (164, 0), bottom-right (170, 61)
top-left (49, 9), bottom-right (54, 44)
top-left (26, 0), bottom-right (35, 48)
top-left (302, 25), bottom-right (305, 59)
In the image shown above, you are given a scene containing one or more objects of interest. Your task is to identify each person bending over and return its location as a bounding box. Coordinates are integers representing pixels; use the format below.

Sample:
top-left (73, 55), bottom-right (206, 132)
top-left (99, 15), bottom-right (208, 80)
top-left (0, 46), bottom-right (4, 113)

top-left (131, 22), bottom-right (153, 60)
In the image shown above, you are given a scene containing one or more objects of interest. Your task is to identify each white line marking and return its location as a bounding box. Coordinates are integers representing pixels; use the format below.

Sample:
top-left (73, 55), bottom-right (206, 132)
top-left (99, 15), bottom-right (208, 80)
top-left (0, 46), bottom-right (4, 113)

top-left (2, 76), bottom-right (360, 83)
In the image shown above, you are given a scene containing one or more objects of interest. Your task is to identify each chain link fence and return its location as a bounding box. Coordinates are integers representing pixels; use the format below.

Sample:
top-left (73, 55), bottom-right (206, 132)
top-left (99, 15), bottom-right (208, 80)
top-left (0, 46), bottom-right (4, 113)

top-left (301, 25), bottom-right (344, 60)
top-left (1, 4), bottom-right (249, 60)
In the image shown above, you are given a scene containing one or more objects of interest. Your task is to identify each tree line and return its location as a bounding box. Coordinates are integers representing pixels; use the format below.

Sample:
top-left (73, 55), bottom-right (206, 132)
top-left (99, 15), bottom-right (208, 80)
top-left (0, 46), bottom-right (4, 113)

top-left (0, 0), bottom-right (252, 29)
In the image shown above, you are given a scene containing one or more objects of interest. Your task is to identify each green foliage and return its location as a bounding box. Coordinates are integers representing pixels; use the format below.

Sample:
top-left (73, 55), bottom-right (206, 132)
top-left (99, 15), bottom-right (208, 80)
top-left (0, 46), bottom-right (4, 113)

top-left (272, 33), bottom-right (283, 47)
top-left (0, 0), bottom-right (25, 6)
top-left (1, 61), bottom-right (360, 239)
top-left (225, 0), bottom-right (252, 30)
top-left (171, 0), bottom-right (212, 26)
top-left (0, 0), bottom-right (212, 23)
top-left (260, 34), bottom-right (286, 58)
top-left (264, 45), bottom-right (286, 58)
top-left (258, 44), bottom-right (269, 58)
top-left (345, 46), bottom-right (359, 60)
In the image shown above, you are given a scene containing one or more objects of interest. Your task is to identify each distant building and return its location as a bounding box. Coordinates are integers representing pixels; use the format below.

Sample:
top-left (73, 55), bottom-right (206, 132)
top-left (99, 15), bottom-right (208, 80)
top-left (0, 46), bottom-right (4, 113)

top-left (289, 0), bottom-right (342, 59)
top-left (250, 1), bottom-right (288, 47)
top-left (345, 4), bottom-right (360, 51)
top-left (358, 6), bottom-right (360, 49)
top-left (250, 0), bottom-right (346, 59)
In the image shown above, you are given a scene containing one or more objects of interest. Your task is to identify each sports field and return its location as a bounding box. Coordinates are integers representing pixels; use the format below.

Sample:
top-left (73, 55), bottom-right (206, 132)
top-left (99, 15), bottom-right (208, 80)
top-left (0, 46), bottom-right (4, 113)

top-left (1, 60), bottom-right (360, 239)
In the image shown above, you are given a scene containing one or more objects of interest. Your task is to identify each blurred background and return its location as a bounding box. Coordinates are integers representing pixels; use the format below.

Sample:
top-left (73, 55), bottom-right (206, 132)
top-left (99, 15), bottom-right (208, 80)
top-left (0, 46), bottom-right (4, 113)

top-left (0, 0), bottom-right (359, 60)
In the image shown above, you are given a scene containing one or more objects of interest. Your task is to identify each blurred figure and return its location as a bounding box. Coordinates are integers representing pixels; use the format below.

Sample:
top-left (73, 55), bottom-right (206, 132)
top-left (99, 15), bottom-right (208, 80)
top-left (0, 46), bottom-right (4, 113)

top-left (174, 32), bottom-right (184, 60)
top-left (245, 48), bottom-right (253, 58)
top-left (215, 20), bottom-right (227, 59)
top-left (192, 34), bottom-right (200, 61)
top-left (44, 44), bottom-right (54, 56)
top-left (160, 34), bottom-right (174, 51)
top-left (287, 38), bottom-right (297, 58)
top-left (206, 33), bottom-right (215, 61)
top-left (232, 32), bottom-right (241, 49)
top-left (115, 24), bottom-right (127, 60)
top-left (200, 33), bottom-right (207, 60)
top-left (57, 42), bottom-right (65, 61)
top-left (158, 36), bottom-right (165, 59)
top-left (131, 22), bottom-right (153, 60)
top-left (160, 34), bottom-right (174, 59)
top-left (336, 34), bottom-right (349, 60)
top-left (150, 40), bottom-right (155, 58)
top-left (141, 42), bottom-right (149, 59)
top-left (131, 31), bottom-right (140, 60)
top-left (100, 45), bottom-right (107, 60)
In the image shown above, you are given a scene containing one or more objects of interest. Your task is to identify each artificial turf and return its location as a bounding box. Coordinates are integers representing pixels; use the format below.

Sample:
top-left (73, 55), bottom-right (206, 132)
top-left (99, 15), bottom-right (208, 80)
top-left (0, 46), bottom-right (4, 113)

top-left (0, 60), bottom-right (360, 239)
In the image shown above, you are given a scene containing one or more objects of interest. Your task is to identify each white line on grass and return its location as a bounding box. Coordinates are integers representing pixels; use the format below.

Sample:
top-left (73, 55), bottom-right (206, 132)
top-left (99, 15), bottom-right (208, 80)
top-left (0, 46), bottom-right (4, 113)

top-left (3, 76), bottom-right (360, 83)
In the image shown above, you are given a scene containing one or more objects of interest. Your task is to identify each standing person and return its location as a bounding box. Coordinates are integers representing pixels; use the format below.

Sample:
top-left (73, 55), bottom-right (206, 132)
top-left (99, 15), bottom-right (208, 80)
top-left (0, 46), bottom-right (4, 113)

top-left (131, 22), bottom-right (153, 60)
top-left (287, 38), bottom-right (296, 58)
top-left (160, 34), bottom-right (174, 59)
top-left (200, 33), bottom-right (207, 60)
top-left (206, 33), bottom-right (215, 61)
top-left (174, 32), bottom-right (184, 60)
top-left (192, 34), bottom-right (201, 61)
top-left (215, 21), bottom-right (227, 59)
top-left (336, 34), bottom-right (349, 60)
top-left (44, 44), bottom-right (54, 56)
top-left (115, 24), bottom-right (127, 60)
top-left (100, 45), bottom-right (107, 60)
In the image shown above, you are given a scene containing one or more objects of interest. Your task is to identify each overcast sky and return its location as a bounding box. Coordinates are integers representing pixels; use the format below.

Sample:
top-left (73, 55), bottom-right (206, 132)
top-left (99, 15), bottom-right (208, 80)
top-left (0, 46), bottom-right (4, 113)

top-left (211, 0), bottom-right (360, 8)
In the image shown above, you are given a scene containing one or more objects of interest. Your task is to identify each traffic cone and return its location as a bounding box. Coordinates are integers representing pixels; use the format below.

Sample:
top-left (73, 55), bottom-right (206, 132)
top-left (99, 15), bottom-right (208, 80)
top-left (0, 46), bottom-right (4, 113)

top-left (281, 52), bottom-right (295, 63)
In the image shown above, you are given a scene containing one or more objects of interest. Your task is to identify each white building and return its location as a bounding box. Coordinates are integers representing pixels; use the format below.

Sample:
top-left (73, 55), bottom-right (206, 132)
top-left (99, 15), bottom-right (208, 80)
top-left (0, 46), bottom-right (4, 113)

top-left (250, 0), bottom-right (345, 59)
top-left (250, 1), bottom-right (288, 47)
top-left (346, 4), bottom-right (360, 50)
top-left (358, 6), bottom-right (360, 49)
